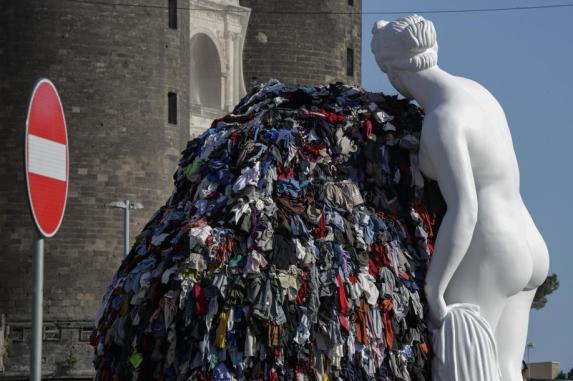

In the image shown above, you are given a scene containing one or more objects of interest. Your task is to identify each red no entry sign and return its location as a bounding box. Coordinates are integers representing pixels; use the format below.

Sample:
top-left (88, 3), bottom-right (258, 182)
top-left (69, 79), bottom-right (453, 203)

top-left (25, 79), bottom-right (69, 238)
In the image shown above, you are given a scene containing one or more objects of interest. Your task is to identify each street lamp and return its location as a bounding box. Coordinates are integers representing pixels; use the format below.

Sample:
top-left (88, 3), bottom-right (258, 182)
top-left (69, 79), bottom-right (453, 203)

top-left (108, 199), bottom-right (144, 257)
top-left (526, 342), bottom-right (535, 363)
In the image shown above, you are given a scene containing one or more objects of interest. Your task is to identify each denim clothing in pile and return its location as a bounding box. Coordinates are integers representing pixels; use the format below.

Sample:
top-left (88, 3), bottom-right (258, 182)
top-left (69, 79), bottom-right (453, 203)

top-left (92, 80), bottom-right (440, 381)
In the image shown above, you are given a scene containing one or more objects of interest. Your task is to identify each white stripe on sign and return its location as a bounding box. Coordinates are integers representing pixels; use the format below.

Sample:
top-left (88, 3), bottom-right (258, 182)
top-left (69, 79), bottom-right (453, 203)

top-left (28, 134), bottom-right (67, 181)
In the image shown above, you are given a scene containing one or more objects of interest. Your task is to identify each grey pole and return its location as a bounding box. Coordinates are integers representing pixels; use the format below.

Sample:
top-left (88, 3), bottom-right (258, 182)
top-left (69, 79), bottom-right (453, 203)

top-left (30, 235), bottom-right (44, 381)
top-left (109, 199), bottom-right (142, 258)
top-left (124, 199), bottom-right (129, 257)
top-left (526, 342), bottom-right (534, 363)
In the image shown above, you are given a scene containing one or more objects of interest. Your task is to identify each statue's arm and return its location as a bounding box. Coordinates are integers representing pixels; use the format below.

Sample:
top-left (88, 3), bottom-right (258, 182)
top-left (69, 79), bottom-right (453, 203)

top-left (422, 114), bottom-right (478, 325)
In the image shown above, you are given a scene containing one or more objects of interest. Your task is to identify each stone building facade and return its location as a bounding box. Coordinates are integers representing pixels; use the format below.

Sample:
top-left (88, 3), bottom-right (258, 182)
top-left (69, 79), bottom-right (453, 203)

top-left (0, 0), bottom-right (361, 377)
top-left (189, 0), bottom-right (250, 137)
top-left (239, 0), bottom-right (362, 87)
top-left (0, 0), bottom-right (191, 377)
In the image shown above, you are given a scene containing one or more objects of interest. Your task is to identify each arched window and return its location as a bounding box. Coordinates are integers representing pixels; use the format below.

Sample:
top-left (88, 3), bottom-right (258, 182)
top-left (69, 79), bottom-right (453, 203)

top-left (190, 34), bottom-right (222, 110)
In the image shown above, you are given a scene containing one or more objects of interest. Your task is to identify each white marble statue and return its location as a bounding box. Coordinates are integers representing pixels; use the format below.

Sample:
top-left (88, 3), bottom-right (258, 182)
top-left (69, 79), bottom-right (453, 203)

top-left (371, 15), bottom-right (550, 381)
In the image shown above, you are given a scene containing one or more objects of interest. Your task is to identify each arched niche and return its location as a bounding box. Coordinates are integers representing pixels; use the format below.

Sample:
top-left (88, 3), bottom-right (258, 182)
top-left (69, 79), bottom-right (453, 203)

top-left (190, 33), bottom-right (222, 110)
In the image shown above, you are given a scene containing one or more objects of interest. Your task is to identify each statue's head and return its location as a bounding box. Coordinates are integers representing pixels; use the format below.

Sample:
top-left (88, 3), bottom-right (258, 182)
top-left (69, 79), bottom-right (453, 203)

top-left (371, 14), bottom-right (438, 73)
top-left (371, 15), bottom-right (438, 99)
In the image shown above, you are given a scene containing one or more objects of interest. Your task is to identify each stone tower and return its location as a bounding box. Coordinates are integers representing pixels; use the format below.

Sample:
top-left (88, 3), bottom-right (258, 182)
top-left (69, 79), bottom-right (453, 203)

top-left (0, 0), bottom-right (190, 375)
top-left (240, 0), bottom-right (362, 87)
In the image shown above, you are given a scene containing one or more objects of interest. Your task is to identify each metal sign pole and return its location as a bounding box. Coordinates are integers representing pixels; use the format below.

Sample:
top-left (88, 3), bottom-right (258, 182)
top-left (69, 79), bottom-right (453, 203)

top-left (30, 233), bottom-right (44, 381)
top-left (25, 79), bottom-right (68, 381)
top-left (124, 199), bottom-right (129, 257)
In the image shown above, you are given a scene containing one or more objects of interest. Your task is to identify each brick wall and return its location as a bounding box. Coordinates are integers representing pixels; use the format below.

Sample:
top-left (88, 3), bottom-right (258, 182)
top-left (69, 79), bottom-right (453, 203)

top-left (239, 0), bottom-right (362, 88)
top-left (0, 0), bottom-right (189, 376)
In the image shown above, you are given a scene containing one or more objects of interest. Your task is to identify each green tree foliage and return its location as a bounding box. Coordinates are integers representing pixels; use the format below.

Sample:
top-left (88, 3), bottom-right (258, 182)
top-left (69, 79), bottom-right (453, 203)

top-left (557, 371), bottom-right (567, 379)
top-left (567, 367), bottom-right (573, 380)
top-left (531, 273), bottom-right (559, 310)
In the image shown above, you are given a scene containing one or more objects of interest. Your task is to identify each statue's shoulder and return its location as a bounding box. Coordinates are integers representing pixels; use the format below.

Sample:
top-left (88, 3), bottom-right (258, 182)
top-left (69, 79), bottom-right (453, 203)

top-left (420, 105), bottom-right (473, 153)
top-left (422, 107), bottom-right (466, 134)
top-left (458, 77), bottom-right (498, 102)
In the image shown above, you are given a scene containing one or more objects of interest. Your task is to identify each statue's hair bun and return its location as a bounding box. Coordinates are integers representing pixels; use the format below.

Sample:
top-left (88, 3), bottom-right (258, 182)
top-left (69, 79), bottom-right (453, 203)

top-left (371, 14), bottom-right (438, 73)
top-left (399, 15), bottom-right (436, 52)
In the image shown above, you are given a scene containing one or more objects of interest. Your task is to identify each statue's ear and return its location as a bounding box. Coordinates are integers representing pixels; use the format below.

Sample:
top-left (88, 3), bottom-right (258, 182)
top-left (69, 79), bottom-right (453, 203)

top-left (372, 20), bottom-right (389, 34)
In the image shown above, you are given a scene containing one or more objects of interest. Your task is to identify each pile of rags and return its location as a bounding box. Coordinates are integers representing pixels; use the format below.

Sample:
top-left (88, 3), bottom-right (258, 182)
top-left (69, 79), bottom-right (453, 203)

top-left (92, 80), bottom-right (440, 381)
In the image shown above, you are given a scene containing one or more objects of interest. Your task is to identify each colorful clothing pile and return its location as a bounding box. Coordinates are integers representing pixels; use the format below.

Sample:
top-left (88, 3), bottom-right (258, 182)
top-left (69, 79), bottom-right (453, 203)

top-left (92, 80), bottom-right (438, 381)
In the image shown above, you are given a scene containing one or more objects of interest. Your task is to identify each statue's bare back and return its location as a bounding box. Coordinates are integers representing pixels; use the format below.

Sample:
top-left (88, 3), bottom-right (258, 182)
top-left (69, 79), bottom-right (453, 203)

top-left (418, 76), bottom-right (549, 315)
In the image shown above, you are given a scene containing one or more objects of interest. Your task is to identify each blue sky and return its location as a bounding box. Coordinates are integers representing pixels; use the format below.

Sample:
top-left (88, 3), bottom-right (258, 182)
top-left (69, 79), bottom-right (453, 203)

top-left (361, 0), bottom-right (573, 371)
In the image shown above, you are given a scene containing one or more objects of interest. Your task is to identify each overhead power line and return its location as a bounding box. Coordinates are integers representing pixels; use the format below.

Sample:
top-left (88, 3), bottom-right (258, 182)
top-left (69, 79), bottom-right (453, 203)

top-left (61, 0), bottom-right (573, 15)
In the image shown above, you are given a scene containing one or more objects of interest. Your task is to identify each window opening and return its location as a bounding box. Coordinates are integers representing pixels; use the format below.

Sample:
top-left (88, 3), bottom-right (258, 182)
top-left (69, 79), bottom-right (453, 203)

top-left (168, 92), bottom-right (177, 124)
top-left (347, 48), bottom-right (354, 76)
top-left (169, 0), bottom-right (177, 29)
